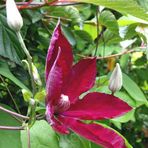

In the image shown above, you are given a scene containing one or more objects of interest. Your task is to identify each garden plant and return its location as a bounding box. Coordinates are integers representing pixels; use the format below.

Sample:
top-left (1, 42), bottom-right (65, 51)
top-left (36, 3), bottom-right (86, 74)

top-left (0, 0), bottom-right (148, 148)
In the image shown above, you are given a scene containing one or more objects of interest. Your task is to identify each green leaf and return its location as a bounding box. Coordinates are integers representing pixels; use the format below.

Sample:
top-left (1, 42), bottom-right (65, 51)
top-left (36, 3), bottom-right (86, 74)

top-left (23, 10), bottom-right (43, 24)
top-left (69, 0), bottom-right (148, 22)
top-left (62, 26), bottom-right (76, 46)
top-left (0, 13), bottom-right (24, 64)
top-left (43, 6), bottom-right (82, 24)
top-left (75, 22), bottom-right (97, 40)
top-left (22, 89), bottom-right (32, 102)
top-left (111, 109), bottom-right (135, 123)
top-left (136, 0), bottom-right (148, 11)
top-left (115, 91), bottom-right (136, 107)
top-left (99, 10), bottom-right (119, 34)
top-left (21, 120), bottom-right (59, 148)
top-left (118, 15), bottom-right (148, 27)
top-left (120, 54), bottom-right (130, 69)
top-left (123, 73), bottom-right (148, 107)
top-left (0, 104), bottom-right (22, 148)
top-left (74, 30), bottom-right (93, 51)
top-left (59, 133), bottom-right (91, 148)
top-left (99, 29), bottom-right (122, 46)
top-left (34, 89), bottom-right (46, 102)
top-left (0, 62), bottom-right (30, 92)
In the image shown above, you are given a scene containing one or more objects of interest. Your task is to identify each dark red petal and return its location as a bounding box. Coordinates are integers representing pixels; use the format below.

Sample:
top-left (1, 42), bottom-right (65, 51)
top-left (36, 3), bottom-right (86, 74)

top-left (46, 104), bottom-right (54, 123)
top-left (52, 117), bottom-right (69, 134)
top-left (46, 105), bottom-right (69, 134)
top-left (46, 49), bottom-right (63, 105)
top-left (60, 117), bottom-right (126, 148)
top-left (45, 21), bottom-right (73, 81)
top-left (63, 58), bottom-right (96, 104)
top-left (62, 92), bottom-right (132, 120)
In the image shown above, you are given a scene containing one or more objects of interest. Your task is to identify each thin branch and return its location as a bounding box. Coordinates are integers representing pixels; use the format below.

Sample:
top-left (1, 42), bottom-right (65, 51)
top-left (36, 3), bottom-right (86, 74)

top-left (0, 75), bottom-right (21, 114)
top-left (0, 125), bottom-right (25, 130)
top-left (0, 1), bottom-right (82, 10)
top-left (36, 114), bottom-right (45, 120)
top-left (11, 115), bottom-right (23, 123)
top-left (77, 49), bottom-right (137, 60)
top-left (44, 15), bottom-right (72, 22)
top-left (0, 105), bottom-right (29, 120)
top-left (97, 49), bottom-right (135, 59)
top-left (94, 6), bottom-right (99, 56)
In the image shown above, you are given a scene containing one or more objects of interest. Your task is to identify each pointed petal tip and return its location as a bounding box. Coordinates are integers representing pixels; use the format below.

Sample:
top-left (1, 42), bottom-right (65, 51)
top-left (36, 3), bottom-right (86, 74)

top-left (62, 92), bottom-right (132, 120)
top-left (63, 58), bottom-right (96, 103)
top-left (59, 117), bottom-right (127, 148)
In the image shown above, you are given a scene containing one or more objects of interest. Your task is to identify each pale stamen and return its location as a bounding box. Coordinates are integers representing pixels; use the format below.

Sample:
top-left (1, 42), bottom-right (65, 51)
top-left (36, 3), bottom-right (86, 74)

top-left (55, 94), bottom-right (70, 113)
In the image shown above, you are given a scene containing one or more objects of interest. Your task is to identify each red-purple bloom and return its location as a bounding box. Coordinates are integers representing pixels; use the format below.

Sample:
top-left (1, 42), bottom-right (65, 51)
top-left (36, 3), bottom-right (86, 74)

top-left (45, 21), bottom-right (132, 148)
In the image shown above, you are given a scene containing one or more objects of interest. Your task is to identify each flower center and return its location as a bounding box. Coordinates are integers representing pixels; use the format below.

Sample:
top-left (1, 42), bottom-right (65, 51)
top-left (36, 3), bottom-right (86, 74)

top-left (54, 94), bottom-right (70, 113)
top-left (61, 94), bottom-right (69, 102)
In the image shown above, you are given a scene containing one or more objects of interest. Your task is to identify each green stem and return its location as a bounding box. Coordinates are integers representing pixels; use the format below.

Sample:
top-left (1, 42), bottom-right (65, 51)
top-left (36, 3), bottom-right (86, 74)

top-left (28, 102), bottom-right (37, 127)
top-left (16, 31), bottom-right (37, 127)
top-left (16, 31), bottom-right (36, 96)
top-left (27, 126), bottom-right (31, 148)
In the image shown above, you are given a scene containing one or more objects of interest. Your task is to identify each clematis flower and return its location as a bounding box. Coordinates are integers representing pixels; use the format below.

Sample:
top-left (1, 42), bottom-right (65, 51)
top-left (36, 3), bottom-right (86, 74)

top-left (45, 21), bottom-right (132, 148)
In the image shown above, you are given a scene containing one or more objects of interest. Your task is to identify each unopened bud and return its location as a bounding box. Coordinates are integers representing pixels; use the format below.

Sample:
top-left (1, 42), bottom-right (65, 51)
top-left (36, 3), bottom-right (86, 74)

top-left (32, 63), bottom-right (42, 86)
top-left (6, 0), bottom-right (23, 32)
top-left (29, 99), bottom-right (36, 106)
top-left (22, 89), bottom-right (32, 102)
top-left (109, 63), bottom-right (122, 94)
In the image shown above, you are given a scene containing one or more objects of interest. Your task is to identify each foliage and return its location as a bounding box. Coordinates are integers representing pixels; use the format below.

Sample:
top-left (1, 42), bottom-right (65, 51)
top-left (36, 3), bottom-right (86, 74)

top-left (0, 0), bottom-right (148, 148)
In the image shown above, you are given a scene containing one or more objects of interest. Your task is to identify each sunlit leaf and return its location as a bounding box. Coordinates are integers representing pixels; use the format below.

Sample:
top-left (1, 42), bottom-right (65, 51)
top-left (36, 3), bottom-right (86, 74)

top-left (60, 0), bottom-right (148, 22)
top-left (21, 120), bottom-right (59, 148)
top-left (123, 73), bottom-right (148, 107)
top-left (99, 10), bottom-right (119, 34)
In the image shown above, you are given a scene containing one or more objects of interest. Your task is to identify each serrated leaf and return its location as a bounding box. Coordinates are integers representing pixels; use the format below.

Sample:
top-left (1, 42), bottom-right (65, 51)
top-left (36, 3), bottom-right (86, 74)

top-left (21, 120), bottom-right (59, 148)
top-left (62, 0), bottom-right (148, 22)
top-left (99, 10), bottom-right (119, 34)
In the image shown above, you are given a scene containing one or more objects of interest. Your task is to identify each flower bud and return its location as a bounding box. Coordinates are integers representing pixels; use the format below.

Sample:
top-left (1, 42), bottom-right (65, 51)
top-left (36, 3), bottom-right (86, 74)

top-left (32, 63), bottom-right (42, 86)
top-left (6, 0), bottom-right (23, 32)
top-left (29, 99), bottom-right (36, 106)
top-left (109, 63), bottom-right (122, 94)
top-left (22, 89), bottom-right (32, 102)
